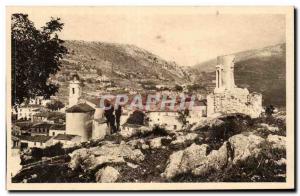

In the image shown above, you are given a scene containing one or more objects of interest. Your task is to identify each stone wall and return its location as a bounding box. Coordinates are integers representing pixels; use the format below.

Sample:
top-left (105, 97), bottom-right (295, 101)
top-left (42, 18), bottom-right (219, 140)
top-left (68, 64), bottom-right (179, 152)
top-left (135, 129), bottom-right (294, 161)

top-left (207, 88), bottom-right (262, 118)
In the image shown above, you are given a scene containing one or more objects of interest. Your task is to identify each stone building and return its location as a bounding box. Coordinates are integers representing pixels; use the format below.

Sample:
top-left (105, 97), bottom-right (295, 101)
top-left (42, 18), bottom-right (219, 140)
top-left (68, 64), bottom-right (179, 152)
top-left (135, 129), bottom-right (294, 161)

top-left (207, 55), bottom-right (263, 118)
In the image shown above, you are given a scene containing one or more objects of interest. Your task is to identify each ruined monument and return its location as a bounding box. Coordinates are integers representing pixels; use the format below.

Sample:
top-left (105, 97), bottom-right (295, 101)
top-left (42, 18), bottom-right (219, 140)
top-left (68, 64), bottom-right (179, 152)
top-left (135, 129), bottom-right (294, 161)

top-left (207, 55), bottom-right (263, 118)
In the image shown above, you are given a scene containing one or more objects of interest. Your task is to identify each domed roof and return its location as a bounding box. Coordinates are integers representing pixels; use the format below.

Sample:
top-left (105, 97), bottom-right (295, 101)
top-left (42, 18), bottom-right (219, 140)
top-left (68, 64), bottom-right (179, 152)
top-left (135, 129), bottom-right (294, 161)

top-left (66, 103), bottom-right (95, 113)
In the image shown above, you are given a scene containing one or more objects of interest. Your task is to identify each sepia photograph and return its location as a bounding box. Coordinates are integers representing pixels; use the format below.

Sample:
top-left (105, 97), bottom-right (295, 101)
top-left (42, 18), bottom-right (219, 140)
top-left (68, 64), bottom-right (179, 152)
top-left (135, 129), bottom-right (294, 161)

top-left (6, 6), bottom-right (295, 190)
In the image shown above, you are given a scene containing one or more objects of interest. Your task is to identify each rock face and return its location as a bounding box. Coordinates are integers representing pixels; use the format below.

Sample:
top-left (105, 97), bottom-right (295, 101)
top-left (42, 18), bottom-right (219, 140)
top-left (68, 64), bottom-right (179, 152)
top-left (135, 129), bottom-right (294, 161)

top-left (162, 143), bottom-right (230, 179)
top-left (95, 166), bottom-right (120, 183)
top-left (162, 133), bottom-right (268, 180)
top-left (228, 134), bottom-right (265, 163)
top-left (266, 134), bottom-right (286, 150)
top-left (69, 143), bottom-right (144, 171)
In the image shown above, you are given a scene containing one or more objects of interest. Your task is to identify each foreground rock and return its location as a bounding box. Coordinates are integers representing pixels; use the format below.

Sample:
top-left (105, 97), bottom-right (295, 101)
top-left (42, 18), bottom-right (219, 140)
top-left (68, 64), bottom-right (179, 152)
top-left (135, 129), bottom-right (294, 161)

top-left (170, 133), bottom-right (199, 149)
top-left (228, 134), bottom-right (265, 163)
top-left (259, 123), bottom-right (280, 133)
top-left (120, 126), bottom-right (152, 139)
top-left (191, 118), bottom-right (225, 131)
top-left (266, 134), bottom-right (286, 150)
top-left (162, 142), bottom-right (229, 179)
top-left (162, 133), bottom-right (268, 180)
top-left (95, 166), bottom-right (120, 183)
top-left (69, 143), bottom-right (144, 171)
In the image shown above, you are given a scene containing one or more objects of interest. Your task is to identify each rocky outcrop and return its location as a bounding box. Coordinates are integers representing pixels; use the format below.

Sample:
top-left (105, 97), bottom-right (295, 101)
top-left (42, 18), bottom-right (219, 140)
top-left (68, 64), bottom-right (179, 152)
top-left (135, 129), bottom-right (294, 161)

top-left (69, 143), bottom-right (144, 171)
top-left (162, 133), bottom-right (268, 180)
top-left (266, 134), bottom-right (286, 150)
top-left (228, 134), bottom-right (265, 163)
top-left (170, 133), bottom-right (199, 148)
top-left (95, 166), bottom-right (120, 183)
top-left (149, 137), bottom-right (163, 149)
top-left (120, 126), bottom-right (152, 139)
top-left (162, 142), bottom-right (230, 179)
top-left (191, 118), bottom-right (225, 131)
top-left (259, 123), bottom-right (280, 133)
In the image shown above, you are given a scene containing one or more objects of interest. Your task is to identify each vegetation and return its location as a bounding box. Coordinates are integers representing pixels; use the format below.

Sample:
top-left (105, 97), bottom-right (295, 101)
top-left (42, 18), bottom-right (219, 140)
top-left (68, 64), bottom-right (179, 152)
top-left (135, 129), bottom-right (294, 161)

top-left (11, 13), bottom-right (67, 105)
top-left (46, 100), bottom-right (65, 111)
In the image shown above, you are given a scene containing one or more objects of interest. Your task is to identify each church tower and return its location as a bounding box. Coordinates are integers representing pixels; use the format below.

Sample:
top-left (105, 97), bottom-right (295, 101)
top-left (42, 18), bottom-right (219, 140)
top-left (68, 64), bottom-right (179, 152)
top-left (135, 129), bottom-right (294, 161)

top-left (69, 74), bottom-right (82, 107)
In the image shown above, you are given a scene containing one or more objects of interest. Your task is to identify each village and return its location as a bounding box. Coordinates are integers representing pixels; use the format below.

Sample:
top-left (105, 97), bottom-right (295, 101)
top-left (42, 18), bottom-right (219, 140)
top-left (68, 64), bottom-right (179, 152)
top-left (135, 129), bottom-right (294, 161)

top-left (11, 55), bottom-right (263, 151)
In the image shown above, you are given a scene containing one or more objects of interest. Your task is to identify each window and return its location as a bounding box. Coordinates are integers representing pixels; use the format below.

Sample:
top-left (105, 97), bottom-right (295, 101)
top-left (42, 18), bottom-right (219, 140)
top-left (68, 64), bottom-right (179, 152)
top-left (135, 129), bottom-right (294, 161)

top-left (52, 132), bottom-right (55, 136)
top-left (40, 142), bottom-right (43, 146)
top-left (34, 142), bottom-right (36, 146)
top-left (72, 88), bottom-right (75, 94)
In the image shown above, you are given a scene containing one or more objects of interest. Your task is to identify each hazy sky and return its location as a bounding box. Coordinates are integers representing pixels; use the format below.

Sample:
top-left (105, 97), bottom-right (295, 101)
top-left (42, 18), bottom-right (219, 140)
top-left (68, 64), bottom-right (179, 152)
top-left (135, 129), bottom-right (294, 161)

top-left (11, 7), bottom-right (285, 66)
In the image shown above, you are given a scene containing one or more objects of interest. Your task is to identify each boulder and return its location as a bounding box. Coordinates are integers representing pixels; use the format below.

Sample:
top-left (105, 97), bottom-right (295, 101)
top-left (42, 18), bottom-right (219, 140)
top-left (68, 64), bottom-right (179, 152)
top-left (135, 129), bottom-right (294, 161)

top-left (163, 142), bottom-right (230, 179)
top-left (69, 143), bottom-right (144, 171)
top-left (120, 126), bottom-right (152, 139)
top-left (69, 148), bottom-right (91, 170)
top-left (170, 133), bottom-right (199, 148)
top-left (95, 166), bottom-right (120, 183)
top-left (266, 134), bottom-right (286, 150)
top-left (192, 142), bottom-right (229, 176)
top-left (161, 150), bottom-right (184, 179)
top-left (126, 139), bottom-right (145, 149)
top-left (120, 128), bottom-right (137, 139)
top-left (259, 123), bottom-right (280, 133)
top-left (191, 117), bottom-right (225, 131)
top-left (149, 137), bottom-right (163, 149)
top-left (274, 158), bottom-right (286, 166)
top-left (228, 134), bottom-right (265, 163)
top-left (162, 144), bottom-right (208, 179)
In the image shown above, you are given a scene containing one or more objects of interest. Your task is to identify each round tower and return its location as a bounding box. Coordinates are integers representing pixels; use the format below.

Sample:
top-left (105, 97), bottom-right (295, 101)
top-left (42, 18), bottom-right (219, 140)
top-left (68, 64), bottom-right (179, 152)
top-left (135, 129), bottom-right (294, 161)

top-left (69, 74), bottom-right (82, 107)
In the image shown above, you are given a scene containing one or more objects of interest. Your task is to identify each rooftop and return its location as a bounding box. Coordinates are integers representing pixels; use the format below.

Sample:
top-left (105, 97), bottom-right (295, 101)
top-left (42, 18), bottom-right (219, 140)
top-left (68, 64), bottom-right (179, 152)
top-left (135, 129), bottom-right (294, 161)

top-left (66, 103), bottom-right (95, 113)
top-left (18, 135), bottom-right (52, 143)
top-left (32, 122), bottom-right (53, 129)
top-left (50, 124), bottom-right (66, 130)
top-left (53, 134), bottom-right (79, 141)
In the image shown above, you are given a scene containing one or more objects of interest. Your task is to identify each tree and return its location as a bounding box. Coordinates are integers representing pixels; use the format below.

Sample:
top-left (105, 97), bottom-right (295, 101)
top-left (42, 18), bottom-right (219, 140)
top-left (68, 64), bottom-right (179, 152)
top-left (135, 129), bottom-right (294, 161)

top-left (11, 13), bottom-right (67, 106)
top-left (46, 100), bottom-right (65, 111)
top-left (126, 110), bottom-right (145, 125)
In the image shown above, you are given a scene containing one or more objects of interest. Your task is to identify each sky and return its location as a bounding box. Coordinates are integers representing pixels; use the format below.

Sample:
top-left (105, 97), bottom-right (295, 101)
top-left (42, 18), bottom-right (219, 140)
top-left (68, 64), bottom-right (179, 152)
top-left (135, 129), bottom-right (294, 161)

top-left (10, 7), bottom-right (286, 66)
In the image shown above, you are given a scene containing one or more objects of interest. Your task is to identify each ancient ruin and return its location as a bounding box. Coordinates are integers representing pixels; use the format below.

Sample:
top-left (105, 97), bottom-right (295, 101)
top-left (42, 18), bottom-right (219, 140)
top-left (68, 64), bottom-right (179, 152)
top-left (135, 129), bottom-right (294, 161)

top-left (207, 55), bottom-right (263, 118)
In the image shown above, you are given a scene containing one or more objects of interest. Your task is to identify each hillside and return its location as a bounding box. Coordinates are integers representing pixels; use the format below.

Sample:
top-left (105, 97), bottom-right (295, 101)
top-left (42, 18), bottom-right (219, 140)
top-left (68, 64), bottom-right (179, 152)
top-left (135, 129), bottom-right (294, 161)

top-left (191, 43), bottom-right (286, 107)
top-left (51, 40), bottom-right (191, 100)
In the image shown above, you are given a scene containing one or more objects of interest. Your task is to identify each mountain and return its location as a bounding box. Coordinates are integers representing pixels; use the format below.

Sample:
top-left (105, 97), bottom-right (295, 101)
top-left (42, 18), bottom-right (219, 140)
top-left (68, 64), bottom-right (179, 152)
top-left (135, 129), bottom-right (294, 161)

top-left (52, 40), bottom-right (191, 100)
top-left (190, 43), bottom-right (286, 107)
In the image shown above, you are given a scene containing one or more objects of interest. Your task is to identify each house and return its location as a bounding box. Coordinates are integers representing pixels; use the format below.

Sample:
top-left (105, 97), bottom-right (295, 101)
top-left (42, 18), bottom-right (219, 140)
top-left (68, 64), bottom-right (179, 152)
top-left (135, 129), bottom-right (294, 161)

top-left (15, 121), bottom-right (33, 135)
top-left (18, 135), bottom-right (53, 149)
top-left (49, 124), bottom-right (66, 136)
top-left (147, 111), bottom-right (182, 131)
top-left (121, 123), bottom-right (144, 137)
top-left (52, 134), bottom-right (81, 148)
top-left (17, 104), bottom-right (41, 120)
top-left (31, 112), bottom-right (48, 123)
top-left (30, 122), bottom-right (53, 136)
